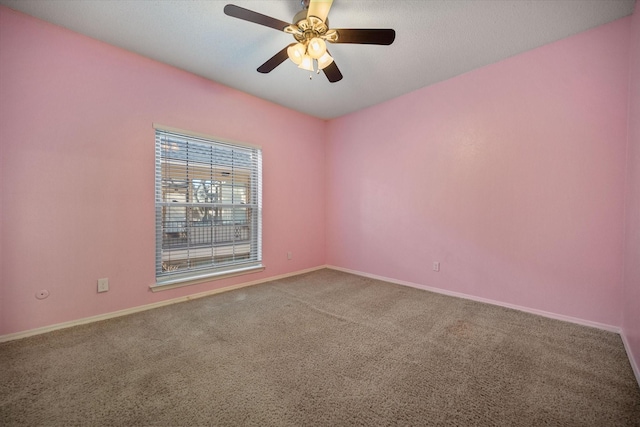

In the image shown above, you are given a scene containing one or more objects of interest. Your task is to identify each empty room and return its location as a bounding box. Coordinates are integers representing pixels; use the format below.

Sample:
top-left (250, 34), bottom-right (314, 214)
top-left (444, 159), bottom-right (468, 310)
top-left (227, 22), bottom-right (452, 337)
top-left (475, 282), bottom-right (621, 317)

top-left (1, 0), bottom-right (640, 425)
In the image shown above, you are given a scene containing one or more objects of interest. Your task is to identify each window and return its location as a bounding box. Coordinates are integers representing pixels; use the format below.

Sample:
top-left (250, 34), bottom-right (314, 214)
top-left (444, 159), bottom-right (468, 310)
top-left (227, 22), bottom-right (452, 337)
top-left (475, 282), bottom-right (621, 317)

top-left (154, 125), bottom-right (262, 287)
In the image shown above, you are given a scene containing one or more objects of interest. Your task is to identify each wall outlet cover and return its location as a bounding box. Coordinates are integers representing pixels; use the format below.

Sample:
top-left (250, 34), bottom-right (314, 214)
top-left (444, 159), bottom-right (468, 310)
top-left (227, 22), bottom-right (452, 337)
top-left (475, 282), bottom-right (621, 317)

top-left (97, 278), bottom-right (109, 293)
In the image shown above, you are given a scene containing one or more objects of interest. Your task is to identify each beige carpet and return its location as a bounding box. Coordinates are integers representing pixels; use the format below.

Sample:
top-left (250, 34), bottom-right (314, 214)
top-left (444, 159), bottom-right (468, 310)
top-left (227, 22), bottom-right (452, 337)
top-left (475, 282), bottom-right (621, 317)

top-left (1, 269), bottom-right (639, 426)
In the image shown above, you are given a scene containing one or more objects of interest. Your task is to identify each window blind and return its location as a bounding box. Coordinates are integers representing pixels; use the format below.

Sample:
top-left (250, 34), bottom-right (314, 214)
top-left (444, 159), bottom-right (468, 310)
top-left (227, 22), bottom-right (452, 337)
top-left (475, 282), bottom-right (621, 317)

top-left (155, 127), bottom-right (262, 285)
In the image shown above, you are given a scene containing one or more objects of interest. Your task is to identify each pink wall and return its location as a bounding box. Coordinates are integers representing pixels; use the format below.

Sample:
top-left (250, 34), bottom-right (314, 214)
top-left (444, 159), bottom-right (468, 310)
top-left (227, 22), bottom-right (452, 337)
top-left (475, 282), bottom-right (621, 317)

top-left (0, 4), bottom-right (637, 346)
top-left (623, 1), bottom-right (640, 378)
top-left (0, 7), bottom-right (326, 336)
top-left (326, 18), bottom-right (631, 327)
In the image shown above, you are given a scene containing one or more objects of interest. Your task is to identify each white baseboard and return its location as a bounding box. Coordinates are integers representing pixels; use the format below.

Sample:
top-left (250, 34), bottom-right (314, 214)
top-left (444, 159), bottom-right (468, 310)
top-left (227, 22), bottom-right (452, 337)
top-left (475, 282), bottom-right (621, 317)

top-left (3, 264), bottom-right (638, 388)
top-left (326, 265), bottom-right (621, 333)
top-left (331, 264), bottom-right (637, 388)
top-left (620, 332), bottom-right (640, 387)
top-left (0, 265), bottom-right (327, 343)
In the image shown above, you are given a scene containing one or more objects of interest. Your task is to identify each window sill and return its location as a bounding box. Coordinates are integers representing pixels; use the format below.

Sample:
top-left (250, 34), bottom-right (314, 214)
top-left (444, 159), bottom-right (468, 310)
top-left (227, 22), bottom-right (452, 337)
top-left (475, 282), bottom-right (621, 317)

top-left (150, 265), bottom-right (265, 292)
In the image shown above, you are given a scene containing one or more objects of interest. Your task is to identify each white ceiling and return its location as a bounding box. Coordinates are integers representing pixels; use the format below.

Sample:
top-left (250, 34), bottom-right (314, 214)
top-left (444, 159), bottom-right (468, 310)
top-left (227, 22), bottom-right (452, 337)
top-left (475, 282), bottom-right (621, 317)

top-left (1, 0), bottom-right (635, 119)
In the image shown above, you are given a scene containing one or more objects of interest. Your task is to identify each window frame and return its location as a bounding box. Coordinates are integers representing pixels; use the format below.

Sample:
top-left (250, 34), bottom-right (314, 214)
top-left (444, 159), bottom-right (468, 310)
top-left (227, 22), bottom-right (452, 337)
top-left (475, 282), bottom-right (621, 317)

top-left (152, 124), bottom-right (263, 290)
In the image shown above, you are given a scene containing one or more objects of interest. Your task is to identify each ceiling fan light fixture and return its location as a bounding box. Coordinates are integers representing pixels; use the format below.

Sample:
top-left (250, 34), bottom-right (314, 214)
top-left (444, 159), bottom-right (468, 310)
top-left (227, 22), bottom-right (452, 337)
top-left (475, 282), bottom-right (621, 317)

top-left (317, 51), bottom-right (334, 70)
top-left (287, 42), bottom-right (306, 65)
top-left (298, 54), bottom-right (315, 71)
top-left (224, 1), bottom-right (395, 83)
top-left (307, 37), bottom-right (326, 59)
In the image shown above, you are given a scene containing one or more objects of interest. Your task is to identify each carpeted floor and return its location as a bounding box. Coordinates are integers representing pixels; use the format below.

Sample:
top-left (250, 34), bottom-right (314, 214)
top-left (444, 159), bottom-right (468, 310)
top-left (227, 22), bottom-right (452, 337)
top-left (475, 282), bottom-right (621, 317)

top-left (1, 269), bottom-right (639, 426)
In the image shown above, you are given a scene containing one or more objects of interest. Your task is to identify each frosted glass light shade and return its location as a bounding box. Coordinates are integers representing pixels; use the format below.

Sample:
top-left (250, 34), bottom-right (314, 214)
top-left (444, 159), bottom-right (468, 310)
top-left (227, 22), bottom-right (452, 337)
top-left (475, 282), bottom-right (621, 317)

top-left (317, 52), bottom-right (334, 70)
top-left (298, 54), bottom-right (314, 71)
top-left (307, 38), bottom-right (327, 59)
top-left (287, 43), bottom-right (306, 65)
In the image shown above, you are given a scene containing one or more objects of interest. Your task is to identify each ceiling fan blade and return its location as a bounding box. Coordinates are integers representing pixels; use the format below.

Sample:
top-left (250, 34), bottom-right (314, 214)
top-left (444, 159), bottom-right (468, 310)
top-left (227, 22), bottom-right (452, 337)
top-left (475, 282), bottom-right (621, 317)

top-left (333, 29), bottom-right (396, 45)
top-left (307, 0), bottom-right (333, 23)
top-left (223, 4), bottom-right (291, 31)
top-left (322, 59), bottom-right (342, 83)
top-left (257, 45), bottom-right (292, 73)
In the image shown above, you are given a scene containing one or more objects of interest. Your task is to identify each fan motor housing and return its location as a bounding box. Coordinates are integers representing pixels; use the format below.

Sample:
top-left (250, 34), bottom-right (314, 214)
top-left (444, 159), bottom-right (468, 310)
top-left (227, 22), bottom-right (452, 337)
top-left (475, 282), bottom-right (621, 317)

top-left (291, 13), bottom-right (331, 43)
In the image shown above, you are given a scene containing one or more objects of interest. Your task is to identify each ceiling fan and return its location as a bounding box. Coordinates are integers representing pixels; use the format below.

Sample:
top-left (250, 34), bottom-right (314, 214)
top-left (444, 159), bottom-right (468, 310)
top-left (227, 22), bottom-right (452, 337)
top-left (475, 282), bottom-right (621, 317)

top-left (223, 0), bottom-right (396, 83)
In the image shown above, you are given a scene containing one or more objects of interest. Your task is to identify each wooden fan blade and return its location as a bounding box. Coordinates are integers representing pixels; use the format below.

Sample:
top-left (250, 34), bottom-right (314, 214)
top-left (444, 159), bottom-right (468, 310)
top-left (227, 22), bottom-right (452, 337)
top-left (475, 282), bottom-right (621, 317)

top-left (333, 29), bottom-right (396, 45)
top-left (257, 45), bottom-right (292, 73)
top-left (223, 4), bottom-right (291, 31)
top-left (322, 59), bottom-right (342, 83)
top-left (307, 0), bottom-right (333, 23)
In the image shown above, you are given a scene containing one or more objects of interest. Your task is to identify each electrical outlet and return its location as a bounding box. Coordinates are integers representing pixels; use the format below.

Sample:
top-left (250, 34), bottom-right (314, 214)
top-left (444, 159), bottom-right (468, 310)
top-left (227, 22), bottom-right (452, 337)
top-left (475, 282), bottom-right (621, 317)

top-left (433, 262), bottom-right (440, 272)
top-left (287, 251), bottom-right (292, 260)
top-left (97, 278), bottom-right (109, 293)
